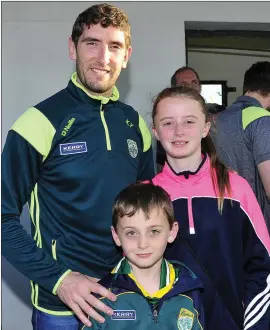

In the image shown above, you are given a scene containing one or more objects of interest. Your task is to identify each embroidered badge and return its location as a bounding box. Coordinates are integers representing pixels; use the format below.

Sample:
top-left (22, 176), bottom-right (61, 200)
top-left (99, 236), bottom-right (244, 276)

top-left (111, 310), bottom-right (136, 320)
top-left (59, 142), bottom-right (87, 155)
top-left (126, 119), bottom-right (134, 128)
top-left (127, 139), bottom-right (138, 158)
top-left (177, 308), bottom-right (194, 330)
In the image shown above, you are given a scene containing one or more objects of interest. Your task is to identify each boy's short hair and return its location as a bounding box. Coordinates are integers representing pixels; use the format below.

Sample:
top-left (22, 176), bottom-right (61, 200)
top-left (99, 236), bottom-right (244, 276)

top-left (112, 183), bottom-right (175, 229)
top-left (243, 61), bottom-right (270, 97)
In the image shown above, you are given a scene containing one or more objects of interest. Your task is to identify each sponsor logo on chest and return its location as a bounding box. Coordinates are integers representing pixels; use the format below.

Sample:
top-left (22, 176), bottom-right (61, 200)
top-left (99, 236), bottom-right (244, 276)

top-left (59, 142), bottom-right (87, 155)
top-left (111, 310), bottom-right (136, 320)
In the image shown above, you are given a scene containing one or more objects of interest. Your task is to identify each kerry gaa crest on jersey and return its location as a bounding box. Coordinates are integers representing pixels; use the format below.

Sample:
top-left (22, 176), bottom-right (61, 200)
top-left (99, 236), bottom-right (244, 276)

top-left (177, 308), bottom-right (194, 330)
top-left (127, 139), bottom-right (138, 158)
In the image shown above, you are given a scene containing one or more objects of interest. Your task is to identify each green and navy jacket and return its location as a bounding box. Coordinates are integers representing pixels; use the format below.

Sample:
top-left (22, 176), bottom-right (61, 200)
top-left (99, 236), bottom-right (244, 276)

top-left (1, 73), bottom-right (155, 314)
top-left (81, 258), bottom-right (204, 330)
top-left (213, 95), bottom-right (270, 230)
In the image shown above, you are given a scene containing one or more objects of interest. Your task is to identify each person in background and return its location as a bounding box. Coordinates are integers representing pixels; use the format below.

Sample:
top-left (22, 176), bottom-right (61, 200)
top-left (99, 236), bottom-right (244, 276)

top-left (1, 3), bottom-right (154, 329)
top-left (81, 183), bottom-right (205, 330)
top-left (171, 66), bottom-right (201, 93)
top-left (156, 66), bottom-right (201, 172)
top-left (213, 61), bottom-right (270, 231)
top-left (151, 85), bottom-right (270, 330)
top-left (207, 103), bottom-right (226, 135)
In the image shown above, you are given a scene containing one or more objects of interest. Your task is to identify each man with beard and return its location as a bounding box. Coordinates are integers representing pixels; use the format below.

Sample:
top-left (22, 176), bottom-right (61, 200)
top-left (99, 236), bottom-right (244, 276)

top-left (213, 61), bottom-right (270, 231)
top-left (1, 4), bottom-right (154, 329)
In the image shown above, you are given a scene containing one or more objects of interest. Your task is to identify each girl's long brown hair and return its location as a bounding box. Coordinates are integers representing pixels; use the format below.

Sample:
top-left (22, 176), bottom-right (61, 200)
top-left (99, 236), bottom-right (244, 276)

top-left (152, 86), bottom-right (231, 213)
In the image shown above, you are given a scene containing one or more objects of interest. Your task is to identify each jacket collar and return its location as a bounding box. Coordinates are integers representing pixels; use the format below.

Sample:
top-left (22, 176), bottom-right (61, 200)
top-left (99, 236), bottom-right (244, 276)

top-left (106, 258), bottom-right (203, 300)
top-left (230, 95), bottom-right (262, 110)
top-left (162, 152), bottom-right (210, 185)
top-left (111, 258), bottom-right (174, 299)
top-left (67, 72), bottom-right (120, 105)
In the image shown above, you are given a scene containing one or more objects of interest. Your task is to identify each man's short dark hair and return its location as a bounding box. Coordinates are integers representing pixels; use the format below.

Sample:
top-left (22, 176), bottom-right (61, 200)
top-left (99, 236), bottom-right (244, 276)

top-left (71, 3), bottom-right (131, 48)
top-left (112, 183), bottom-right (175, 229)
top-left (171, 66), bottom-right (201, 87)
top-left (207, 103), bottom-right (226, 115)
top-left (243, 61), bottom-right (270, 97)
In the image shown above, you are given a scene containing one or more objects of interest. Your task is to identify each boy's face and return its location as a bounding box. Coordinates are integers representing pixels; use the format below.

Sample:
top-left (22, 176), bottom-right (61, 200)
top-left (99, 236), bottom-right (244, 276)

top-left (111, 208), bottom-right (178, 270)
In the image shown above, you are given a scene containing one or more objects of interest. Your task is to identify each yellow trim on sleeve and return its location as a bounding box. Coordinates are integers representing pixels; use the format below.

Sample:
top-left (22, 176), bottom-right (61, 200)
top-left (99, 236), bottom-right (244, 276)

top-left (35, 283), bottom-right (39, 305)
top-left (28, 192), bottom-right (38, 242)
top-left (52, 269), bottom-right (73, 295)
top-left (52, 239), bottom-right (57, 260)
top-left (138, 115), bottom-right (152, 152)
top-left (242, 106), bottom-right (270, 130)
top-left (33, 184), bottom-right (42, 248)
top-left (11, 107), bottom-right (56, 161)
top-left (32, 302), bottom-right (74, 316)
top-left (30, 280), bottom-right (35, 306)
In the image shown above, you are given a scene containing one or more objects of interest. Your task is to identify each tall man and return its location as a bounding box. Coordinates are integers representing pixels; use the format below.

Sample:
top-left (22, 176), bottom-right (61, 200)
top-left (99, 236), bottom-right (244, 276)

top-left (213, 61), bottom-right (270, 230)
top-left (2, 4), bottom-right (155, 329)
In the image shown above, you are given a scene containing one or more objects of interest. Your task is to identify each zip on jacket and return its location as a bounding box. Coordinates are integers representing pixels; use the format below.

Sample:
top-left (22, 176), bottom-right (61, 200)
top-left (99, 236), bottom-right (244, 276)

top-left (80, 258), bottom-right (205, 330)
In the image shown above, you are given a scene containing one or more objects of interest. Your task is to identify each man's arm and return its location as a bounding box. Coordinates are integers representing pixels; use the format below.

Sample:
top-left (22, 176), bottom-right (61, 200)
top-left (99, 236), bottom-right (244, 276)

top-left (258, 160), bottom-right (270, 201)
top-left (2, 110), bottom-right (116, 326)
top-left (246, 115), bottom-right (270, 201)
top-left (2, 130), bottom-right (71, 292)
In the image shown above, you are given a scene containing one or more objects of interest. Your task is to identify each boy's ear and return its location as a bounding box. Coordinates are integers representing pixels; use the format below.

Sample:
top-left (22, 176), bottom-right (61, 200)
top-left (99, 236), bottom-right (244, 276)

top-left (167, 222), bottom-right (179, 243)
top-left (111, 226), bottom-right (121, 247)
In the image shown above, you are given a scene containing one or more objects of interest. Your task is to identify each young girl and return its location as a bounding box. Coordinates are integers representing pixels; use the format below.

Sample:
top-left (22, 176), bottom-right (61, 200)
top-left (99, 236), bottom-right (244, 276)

top-left (151, 86), bottom-right (270, 330)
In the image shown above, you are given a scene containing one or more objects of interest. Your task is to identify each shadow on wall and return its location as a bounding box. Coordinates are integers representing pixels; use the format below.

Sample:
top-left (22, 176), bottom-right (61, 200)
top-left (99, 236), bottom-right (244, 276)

top-left (116, 63), bottom-right (131, 103)
top-left (2, 206), bottom-right (32, 309)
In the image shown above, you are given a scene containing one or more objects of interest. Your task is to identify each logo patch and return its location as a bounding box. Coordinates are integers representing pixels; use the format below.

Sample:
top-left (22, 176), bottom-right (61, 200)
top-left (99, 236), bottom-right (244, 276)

top-left (61, 118), bottom-right (76, 136)
top-left (177, 308), bottom-right (194, 330)
top-left (111, 310), bottom-right (136, 321)
top-left (60, 142), bottom-right (87, 155)
top-left (127, 139), bottom-right (138, 158)
top-left (126, 119), bottom-right (134, 128)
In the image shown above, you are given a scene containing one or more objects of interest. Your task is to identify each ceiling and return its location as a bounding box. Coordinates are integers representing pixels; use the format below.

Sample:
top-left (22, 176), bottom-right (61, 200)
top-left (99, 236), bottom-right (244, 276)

top-left (185, 21), bottom-right (270, 52)
top-left (185, 21), bottom-right (270, 31)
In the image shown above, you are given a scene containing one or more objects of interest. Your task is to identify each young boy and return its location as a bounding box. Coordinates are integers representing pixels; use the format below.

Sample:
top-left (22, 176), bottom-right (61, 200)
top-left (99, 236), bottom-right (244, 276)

top-left (81, 183), bottom-right (204, 329)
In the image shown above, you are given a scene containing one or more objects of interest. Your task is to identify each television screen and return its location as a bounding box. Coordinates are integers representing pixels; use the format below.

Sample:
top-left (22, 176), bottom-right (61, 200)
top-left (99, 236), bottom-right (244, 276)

top-left (201, 83), bottom-right (223, 105)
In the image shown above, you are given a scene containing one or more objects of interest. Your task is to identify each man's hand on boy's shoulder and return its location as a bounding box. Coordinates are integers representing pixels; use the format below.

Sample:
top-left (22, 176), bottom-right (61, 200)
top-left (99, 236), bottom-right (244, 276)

top-left (57, 271), bottom-right (116, 327)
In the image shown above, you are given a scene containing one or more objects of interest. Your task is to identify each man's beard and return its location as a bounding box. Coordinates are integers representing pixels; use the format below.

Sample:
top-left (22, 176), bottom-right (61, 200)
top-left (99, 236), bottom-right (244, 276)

top-left (76, 62), bottom-right (118, 95)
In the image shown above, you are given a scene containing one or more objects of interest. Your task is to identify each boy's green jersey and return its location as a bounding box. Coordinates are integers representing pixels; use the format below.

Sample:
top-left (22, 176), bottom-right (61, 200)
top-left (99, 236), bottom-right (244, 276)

top-left (81, 258), bottom-right (204, 330)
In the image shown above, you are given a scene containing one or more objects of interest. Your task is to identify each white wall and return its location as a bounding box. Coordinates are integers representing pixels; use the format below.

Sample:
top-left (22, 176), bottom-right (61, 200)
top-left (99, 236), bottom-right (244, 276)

top-left (2, 1), bottom-right (270, 329)
top-left (188, 48), bottom-right (270, 106)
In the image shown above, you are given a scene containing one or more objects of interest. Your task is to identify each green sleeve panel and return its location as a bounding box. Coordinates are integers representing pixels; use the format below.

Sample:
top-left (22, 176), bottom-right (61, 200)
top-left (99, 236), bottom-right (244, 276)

top-left (11, 107), bottom-right (56, 160)
top-left (138, 115), bottom-right (152, 152)
top-left (242, 106), bottom-right (270, 130)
